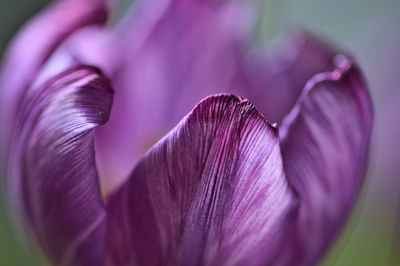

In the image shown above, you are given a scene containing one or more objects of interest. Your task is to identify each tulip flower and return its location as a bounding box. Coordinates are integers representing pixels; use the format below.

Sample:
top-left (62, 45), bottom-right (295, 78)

top-left (0, 0), bottom-right (373, 266)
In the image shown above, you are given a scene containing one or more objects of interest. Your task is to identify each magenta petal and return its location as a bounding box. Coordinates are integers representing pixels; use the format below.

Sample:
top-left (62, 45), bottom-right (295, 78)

top-left (106, 95), bottom-right (296, 266)
top-left (8, 66), bottom-right (113, 266)
top-left (275, 56), bottom-right (373, 265)
top-left (0, 0), bottom-right (108, 140)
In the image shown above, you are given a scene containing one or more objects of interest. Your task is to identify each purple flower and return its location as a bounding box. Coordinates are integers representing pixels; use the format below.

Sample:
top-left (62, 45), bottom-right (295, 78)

top-left (0, 0), bottom-right (373, 266)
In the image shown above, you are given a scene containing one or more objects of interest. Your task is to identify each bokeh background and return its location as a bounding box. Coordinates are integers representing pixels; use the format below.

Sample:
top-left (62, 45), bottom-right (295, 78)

top-left (0, 0), bottom-right (399, 265)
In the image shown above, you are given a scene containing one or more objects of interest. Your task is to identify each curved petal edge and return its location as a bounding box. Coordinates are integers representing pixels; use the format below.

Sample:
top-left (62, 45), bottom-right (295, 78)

top-left (0, 0), bottom-right (109, 143)
top-left (7, 66), bottom-right (113, 266)
top-left (276, 55), bottom-right (373, 265)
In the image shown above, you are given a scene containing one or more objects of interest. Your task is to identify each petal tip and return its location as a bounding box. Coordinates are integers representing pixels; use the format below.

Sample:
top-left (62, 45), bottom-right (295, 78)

top-left (196, 93), bottom-right (280, 134)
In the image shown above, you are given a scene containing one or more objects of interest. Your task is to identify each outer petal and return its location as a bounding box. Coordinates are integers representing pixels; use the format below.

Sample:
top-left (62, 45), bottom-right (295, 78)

top-left (106, 95), bottom-right (296, 266)
top-left (275, 55), bottom-right (373, 265)
top-left (8, 66), bottom-right (113, 266)
top-left (0, 0), bottom-right (108, 141)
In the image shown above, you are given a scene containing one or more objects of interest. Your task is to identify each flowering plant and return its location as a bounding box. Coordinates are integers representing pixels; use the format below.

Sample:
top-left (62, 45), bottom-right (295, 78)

top-left (0, 0), bottom-right (373, 265)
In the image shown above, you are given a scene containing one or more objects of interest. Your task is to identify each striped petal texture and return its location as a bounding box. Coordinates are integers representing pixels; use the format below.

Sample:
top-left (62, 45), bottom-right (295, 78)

top-left (106, 95), bottom-right (296, 266)
top-left (0, 0), bottom-right (374, 265)
top-left (275, 55), bottom-right (373, 265)
top-left (0, 0), bottom-right (108, 142)
top-left (7, 66), bottom-right (113, 266)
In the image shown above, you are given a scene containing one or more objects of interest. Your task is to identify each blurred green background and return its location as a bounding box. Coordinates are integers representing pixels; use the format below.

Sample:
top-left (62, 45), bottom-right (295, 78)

top-left (0, 0), bottom-right (399, 265)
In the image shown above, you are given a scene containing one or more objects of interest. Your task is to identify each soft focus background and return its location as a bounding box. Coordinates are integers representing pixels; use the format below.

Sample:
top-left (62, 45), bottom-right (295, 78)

top-left (0, 0), bottom-right (399, 265)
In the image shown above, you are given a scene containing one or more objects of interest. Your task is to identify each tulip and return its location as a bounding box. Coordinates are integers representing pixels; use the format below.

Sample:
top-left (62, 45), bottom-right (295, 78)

top-left (0, 0), bottom-right (373, 265)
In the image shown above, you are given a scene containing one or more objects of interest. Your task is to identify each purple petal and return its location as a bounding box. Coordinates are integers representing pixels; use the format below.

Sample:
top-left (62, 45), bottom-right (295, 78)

top-left (7, 66), bottom-right (113, 266)
top-left (0, 0), bottom-right (108, 141)
top-left (242, 30), bottom-right (337, 122)
top-left (106, 94), bottom-right (296, 266)
top-left (275, 55), bottom-right (373, 265)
